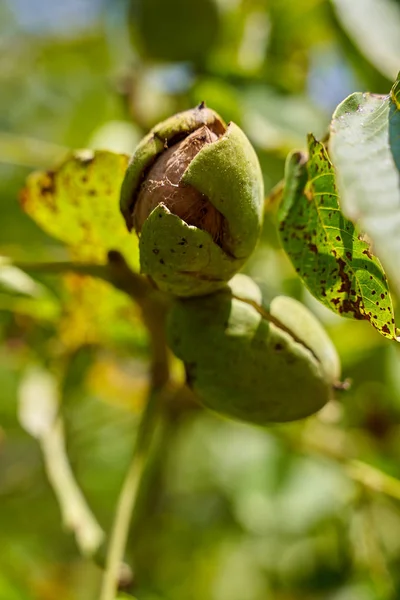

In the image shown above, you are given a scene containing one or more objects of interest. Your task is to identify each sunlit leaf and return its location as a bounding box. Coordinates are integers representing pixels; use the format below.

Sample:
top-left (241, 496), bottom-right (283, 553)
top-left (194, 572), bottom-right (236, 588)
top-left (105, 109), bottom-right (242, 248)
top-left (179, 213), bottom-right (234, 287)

top-left (18, 152), bottom-right (147, 353)
top-left (17, 152), bottom-right (147, 351)
top-left (331, 0), bottom-right (400, 80)
top-left (329, 73), bottom-right (400, 296)
top-left (20, 150), bottom-right (138, 269)
top-left (278, 135), bottom-right (396, 340)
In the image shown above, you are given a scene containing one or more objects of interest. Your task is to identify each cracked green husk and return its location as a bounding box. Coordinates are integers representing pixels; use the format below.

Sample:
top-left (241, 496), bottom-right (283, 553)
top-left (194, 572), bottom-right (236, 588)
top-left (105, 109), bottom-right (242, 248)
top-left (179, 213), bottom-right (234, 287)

top-left (120, 105), bottom-right (264, 297)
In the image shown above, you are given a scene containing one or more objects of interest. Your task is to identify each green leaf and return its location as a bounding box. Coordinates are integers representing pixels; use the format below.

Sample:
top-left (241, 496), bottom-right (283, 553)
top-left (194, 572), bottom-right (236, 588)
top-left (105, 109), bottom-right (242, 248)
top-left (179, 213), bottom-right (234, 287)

top-left (20, 150), bottom-right (138, 269)
top-left (278, 135), bottom-right (396, 340)
top-left (329, 73), bottom-right (400, 297)
top-left (331, 0), bottom-right (400, 80)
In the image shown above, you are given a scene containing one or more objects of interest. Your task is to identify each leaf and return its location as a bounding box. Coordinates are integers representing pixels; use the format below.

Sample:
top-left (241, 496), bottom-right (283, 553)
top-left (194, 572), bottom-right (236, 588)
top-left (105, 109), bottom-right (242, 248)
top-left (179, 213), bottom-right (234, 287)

top-left (331, 0), bottom-right (400, 80)
top-left (18, 152), bottom-right (147, 353)
top-left (329, 74), bottom-right (400, 297)
top-left (20, 150), bottom-right (139, 269)
top-left (278, 135), bottom-right (396, 340)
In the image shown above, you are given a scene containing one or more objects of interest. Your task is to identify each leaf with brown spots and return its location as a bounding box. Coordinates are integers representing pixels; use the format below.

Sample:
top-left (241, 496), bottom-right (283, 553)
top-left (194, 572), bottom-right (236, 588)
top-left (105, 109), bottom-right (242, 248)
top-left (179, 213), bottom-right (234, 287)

top-left (20, 150), bottom-right (138, 269)
top-left (329, 73), bottom-right (400, 298)
top-left (278, 135), bottom-right (396, 340)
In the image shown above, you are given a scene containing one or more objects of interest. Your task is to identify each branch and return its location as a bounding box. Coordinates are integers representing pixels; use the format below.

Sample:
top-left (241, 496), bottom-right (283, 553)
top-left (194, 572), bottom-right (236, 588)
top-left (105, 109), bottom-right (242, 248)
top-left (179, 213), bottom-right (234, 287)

top-left (18, 367), bottom-right (104, 556)
top-left (99, 389), bottom-right (163, 600)
top-left (12, 253), bottom-right (151, 302)
top-left (91, 254), bottom-right (171, 599)
top-left (40, 417), bottom-right (105, 555)
top-left (15, 253), bottom-right (174, 597)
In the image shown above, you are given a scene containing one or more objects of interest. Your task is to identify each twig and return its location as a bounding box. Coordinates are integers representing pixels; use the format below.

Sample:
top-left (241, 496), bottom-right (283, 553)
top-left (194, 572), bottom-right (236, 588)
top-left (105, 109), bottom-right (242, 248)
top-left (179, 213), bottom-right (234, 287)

top-left (91, 254), bottom-right (171, 600)
top-left (346, 460), bottom-right (400, 502)
top-left (12, 256), bottom-right (151, 301)
top-left (12, 260), bottom-right (112, 279)
top-left (14, 253), bottom-right (172, 598)
top-left (40, 417), bottom-right (105, 555)
top-left (99, 390), bottom-right (163, 600)
top-left (18, 366), bottom-right (105, 556)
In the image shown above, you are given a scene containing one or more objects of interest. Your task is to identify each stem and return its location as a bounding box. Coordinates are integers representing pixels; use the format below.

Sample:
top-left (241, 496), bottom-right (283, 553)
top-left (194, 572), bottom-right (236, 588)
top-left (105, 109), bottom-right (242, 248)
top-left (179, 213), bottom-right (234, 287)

top-left (40, 417), bottom-right (105, 555)
top-left (15, 253), bottom-right (173, 596)
top-left (88, 252), bottom-right (170, 599)
top-left (99, 391), bottom-right (161, 600)
top-left (346, 460), bottom-right (400, 501)
top-left (13, 261), bottom-right (111, 278)
top-left (12, 256), bottom-right (151, 302)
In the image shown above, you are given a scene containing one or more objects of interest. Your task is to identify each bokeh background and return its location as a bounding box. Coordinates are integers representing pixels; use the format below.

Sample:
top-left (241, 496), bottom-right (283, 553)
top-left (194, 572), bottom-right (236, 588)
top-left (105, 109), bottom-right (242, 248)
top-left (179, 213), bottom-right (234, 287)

top-left (1, 0), bottom-right (400, 599)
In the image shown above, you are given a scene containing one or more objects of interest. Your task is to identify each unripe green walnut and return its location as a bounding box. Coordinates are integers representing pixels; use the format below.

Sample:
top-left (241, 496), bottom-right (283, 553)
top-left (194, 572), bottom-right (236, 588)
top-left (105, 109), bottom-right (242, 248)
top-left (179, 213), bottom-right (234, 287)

top-left (167, 275), bottom-right (341, 424)
top-left (120, 105), bottom-right (264, 297)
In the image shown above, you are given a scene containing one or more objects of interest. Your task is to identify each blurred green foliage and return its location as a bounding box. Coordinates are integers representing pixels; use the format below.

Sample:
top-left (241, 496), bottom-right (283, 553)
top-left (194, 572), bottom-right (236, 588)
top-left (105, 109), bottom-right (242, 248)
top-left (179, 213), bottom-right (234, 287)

top-left (1, 0), bottom-right (400, 599)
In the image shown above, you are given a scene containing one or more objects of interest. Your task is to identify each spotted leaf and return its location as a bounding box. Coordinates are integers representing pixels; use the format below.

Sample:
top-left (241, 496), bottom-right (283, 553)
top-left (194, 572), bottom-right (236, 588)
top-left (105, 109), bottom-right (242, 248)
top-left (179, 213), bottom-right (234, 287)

top-left (329, 73), bottom-right (400, 297)
top-left (20, 150), bottom-right (138, 269)
top-left (278, 135), bottom-right (396, 340)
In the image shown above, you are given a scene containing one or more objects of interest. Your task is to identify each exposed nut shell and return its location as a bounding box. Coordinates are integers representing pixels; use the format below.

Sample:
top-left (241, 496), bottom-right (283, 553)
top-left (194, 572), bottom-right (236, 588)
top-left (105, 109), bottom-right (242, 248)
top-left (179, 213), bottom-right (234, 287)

top-left (134, 125), bottom-right (224, 244)
top-left (119, 105), bottom-right (264, 297)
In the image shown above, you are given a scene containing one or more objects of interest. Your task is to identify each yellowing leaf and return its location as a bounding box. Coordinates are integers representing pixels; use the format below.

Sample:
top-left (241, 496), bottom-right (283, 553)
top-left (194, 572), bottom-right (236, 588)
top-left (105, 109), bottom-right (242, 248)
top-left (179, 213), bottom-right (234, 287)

top-left (20, 150), bottom-right (138, 269)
